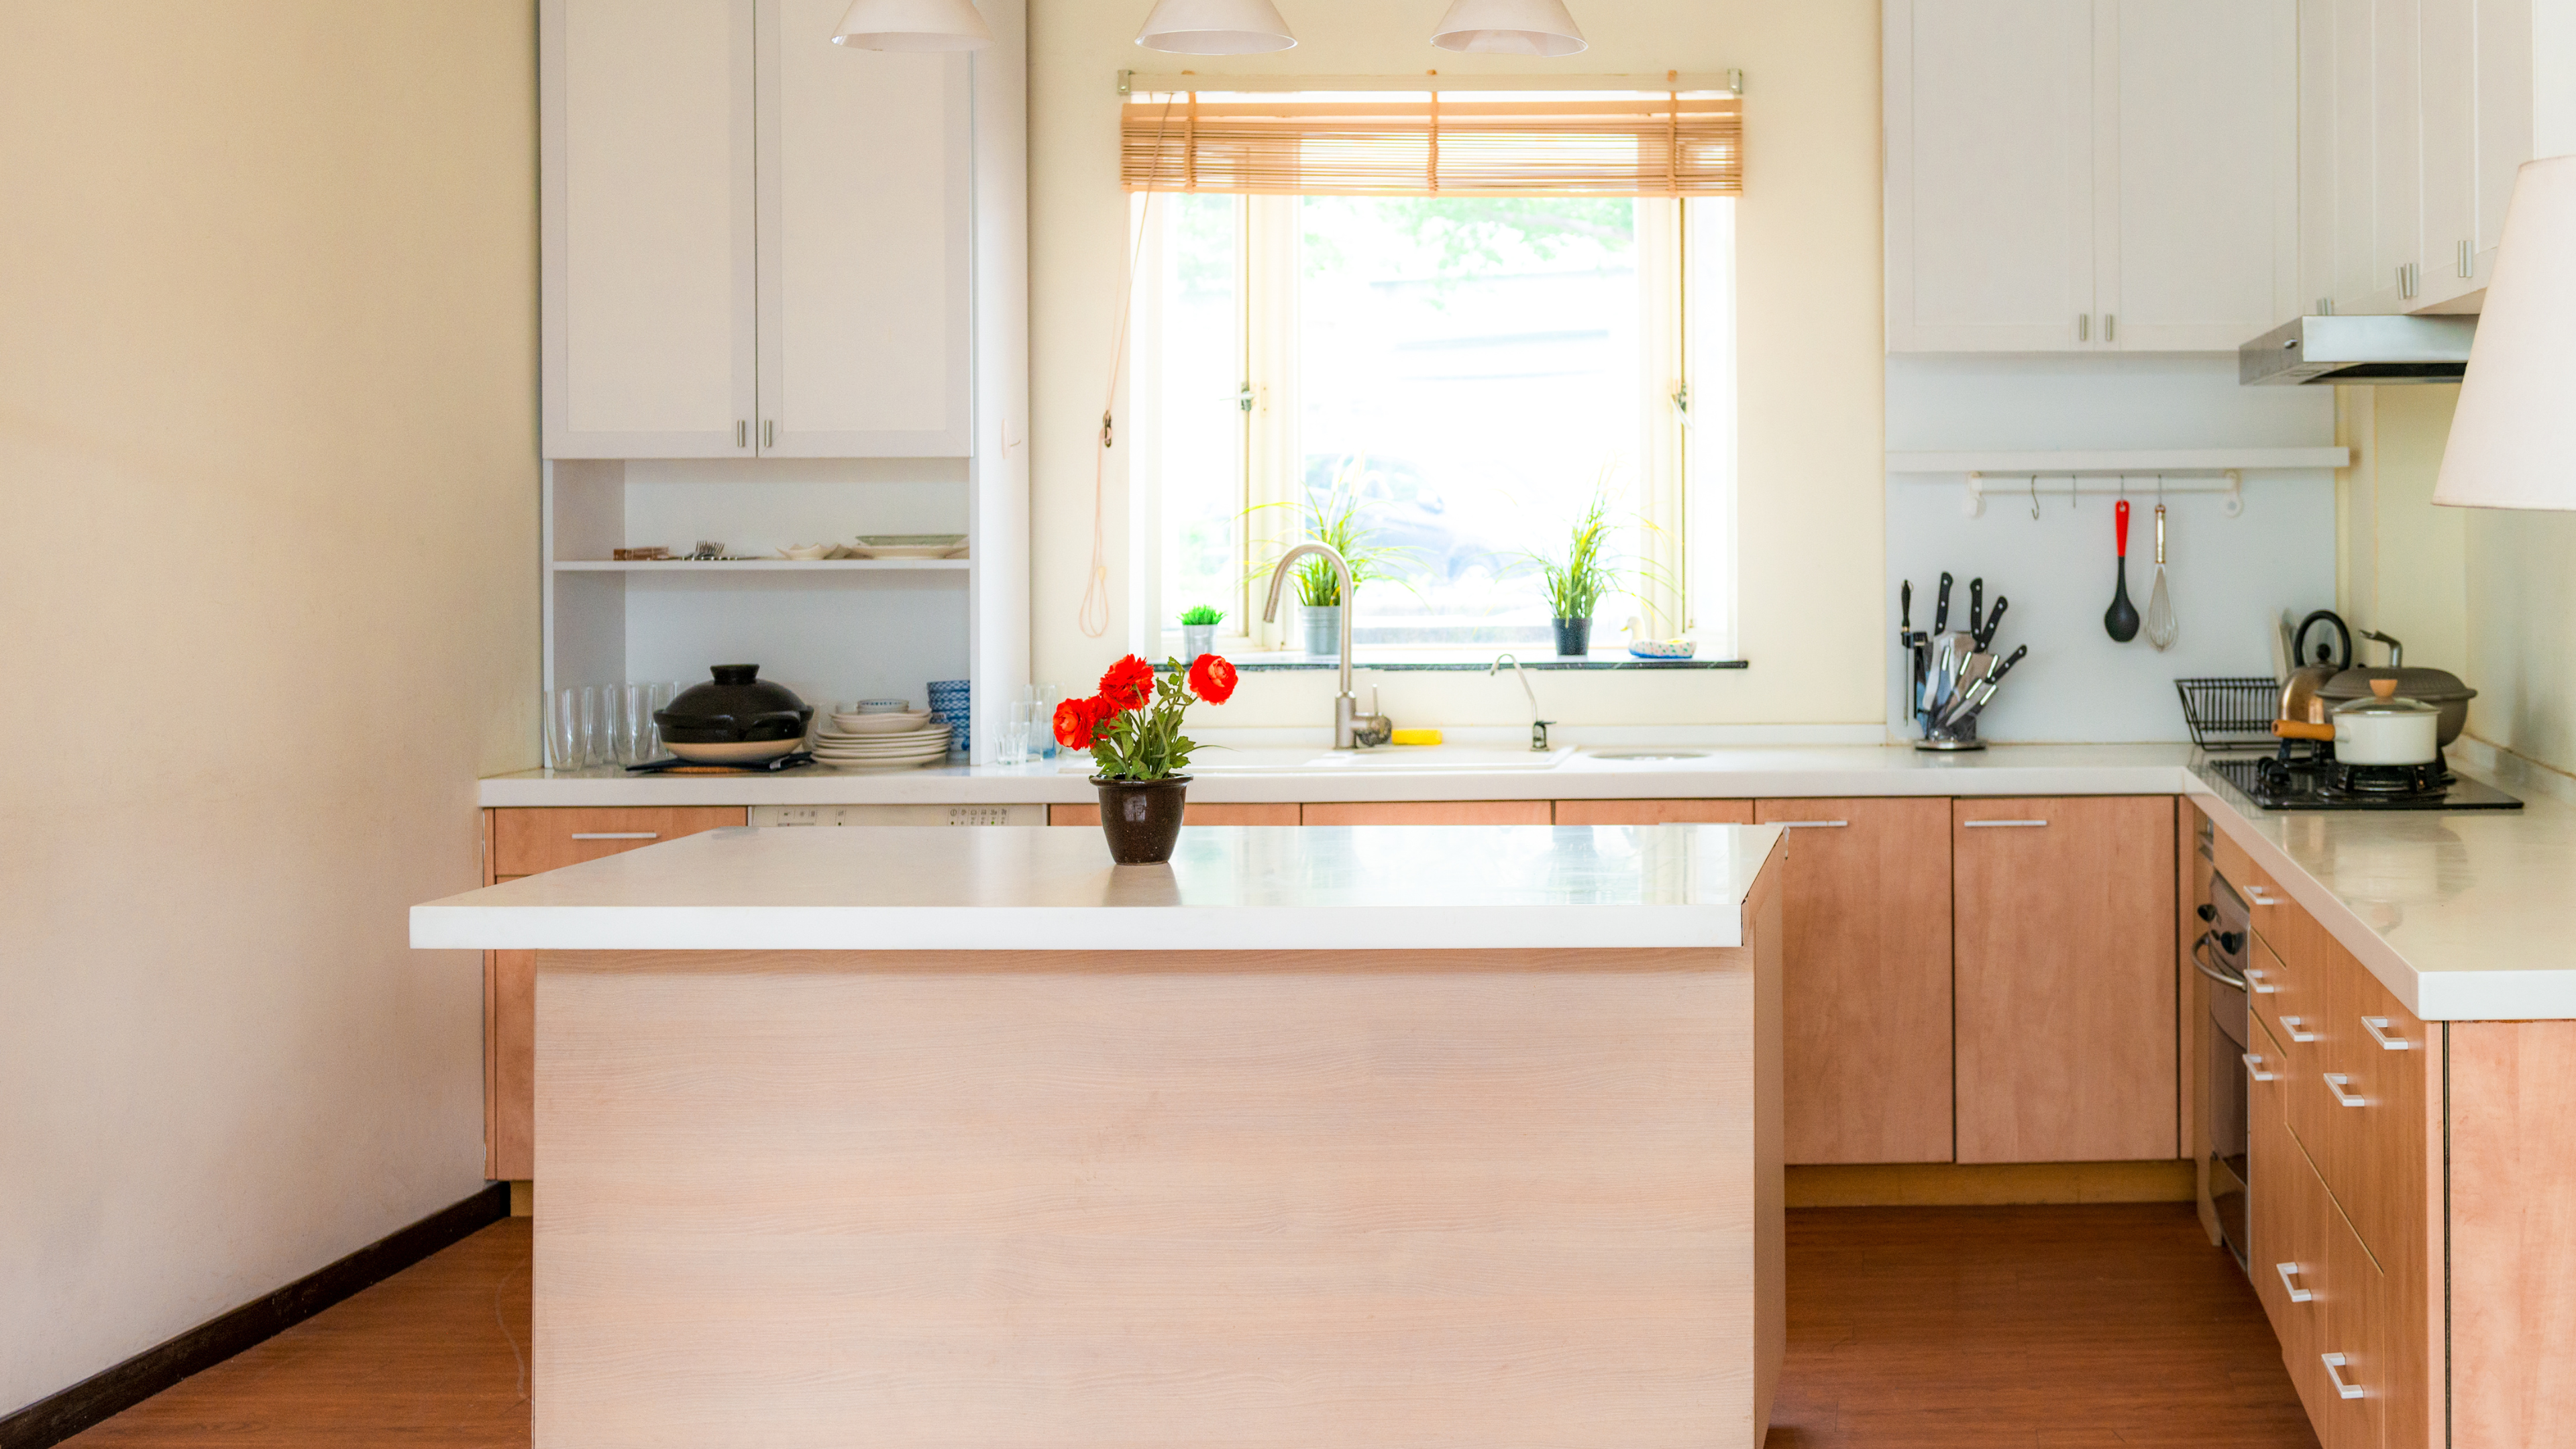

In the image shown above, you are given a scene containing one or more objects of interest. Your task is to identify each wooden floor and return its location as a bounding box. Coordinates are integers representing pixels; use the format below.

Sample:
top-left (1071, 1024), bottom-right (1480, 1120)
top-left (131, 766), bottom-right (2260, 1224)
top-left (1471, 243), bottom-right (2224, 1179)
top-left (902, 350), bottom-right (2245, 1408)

top-left (66, 1204), bottom-right (2312, 1448)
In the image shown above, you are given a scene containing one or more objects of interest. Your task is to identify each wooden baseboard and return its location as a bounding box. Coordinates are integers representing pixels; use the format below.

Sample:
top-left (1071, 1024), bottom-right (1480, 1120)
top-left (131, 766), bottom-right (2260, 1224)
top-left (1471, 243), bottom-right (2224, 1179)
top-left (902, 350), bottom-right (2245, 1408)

top-left (0, 1183), bottom-right (508, 1449)
top-left (1786, 1160), bottom-right (2196, 1208)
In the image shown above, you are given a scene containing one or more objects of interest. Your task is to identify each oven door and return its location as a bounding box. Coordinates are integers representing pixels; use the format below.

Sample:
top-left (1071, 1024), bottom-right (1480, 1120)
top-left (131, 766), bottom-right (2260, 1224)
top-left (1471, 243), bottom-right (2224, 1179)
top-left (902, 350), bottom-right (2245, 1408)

top-left (2196, 928), bottom-right (2252, 1271)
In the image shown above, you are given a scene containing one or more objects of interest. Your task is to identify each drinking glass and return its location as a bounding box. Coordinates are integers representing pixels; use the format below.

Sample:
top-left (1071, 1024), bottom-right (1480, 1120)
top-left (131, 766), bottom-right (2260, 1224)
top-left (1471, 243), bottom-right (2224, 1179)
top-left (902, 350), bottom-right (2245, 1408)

top-left (617, 684), bottom-right (652, 765)
top-left (647, 682), bottom-right (678, 759)
top-left (578, 685), bottom-right (604, 767)
top-left (1004, 702), bottom-right (1038, 765)
top-left (547, 688), bottom-right (581, 771)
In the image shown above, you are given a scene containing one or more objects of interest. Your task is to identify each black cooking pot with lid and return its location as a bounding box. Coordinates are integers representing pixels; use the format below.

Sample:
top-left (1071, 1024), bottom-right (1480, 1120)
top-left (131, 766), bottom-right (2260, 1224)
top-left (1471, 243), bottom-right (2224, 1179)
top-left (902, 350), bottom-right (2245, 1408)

top-left (655, 664), bottom-right (814, 743)
top-left (2318, 629), bottom-right (2476, 746)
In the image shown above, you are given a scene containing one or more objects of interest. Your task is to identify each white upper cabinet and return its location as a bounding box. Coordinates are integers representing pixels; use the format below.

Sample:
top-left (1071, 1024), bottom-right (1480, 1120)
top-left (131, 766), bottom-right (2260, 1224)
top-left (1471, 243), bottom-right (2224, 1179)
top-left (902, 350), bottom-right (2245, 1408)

top-left (759, 0), bottom-right (971, 458)
top-left (2300, 0), bottom-right (2543, 314)
top-left (1886, 0), bottom-right (2098, 351)
top-left (1886, 0), bottom-right (2296, 352)
top-left (543, 0), bottom-right (973, 459)
top-left (544, 0), bottom-right (757, 458)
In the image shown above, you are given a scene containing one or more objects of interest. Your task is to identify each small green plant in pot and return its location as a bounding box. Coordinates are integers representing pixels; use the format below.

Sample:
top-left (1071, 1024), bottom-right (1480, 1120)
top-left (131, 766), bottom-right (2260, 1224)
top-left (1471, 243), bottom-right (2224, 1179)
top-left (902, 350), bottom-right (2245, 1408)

top-left (1521, 476), bottom-right (1667, 657)
top-left (1248, 462), bottom-right (1416, 656)
top-left (1178, 605), bottom-right (1224, 667)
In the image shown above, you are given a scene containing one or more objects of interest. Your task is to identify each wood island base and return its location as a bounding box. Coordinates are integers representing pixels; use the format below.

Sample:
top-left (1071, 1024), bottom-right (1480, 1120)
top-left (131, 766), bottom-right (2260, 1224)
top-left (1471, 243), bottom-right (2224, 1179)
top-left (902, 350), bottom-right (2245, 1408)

top-left (532, 871), bottom-right (1782, 1447)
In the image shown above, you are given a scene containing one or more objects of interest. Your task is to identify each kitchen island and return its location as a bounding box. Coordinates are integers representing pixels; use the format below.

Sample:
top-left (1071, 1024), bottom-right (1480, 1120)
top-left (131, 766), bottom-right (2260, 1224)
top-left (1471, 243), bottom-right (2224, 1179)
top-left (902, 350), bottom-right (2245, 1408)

top-left (413, 822), bottom-right (1786, 1449)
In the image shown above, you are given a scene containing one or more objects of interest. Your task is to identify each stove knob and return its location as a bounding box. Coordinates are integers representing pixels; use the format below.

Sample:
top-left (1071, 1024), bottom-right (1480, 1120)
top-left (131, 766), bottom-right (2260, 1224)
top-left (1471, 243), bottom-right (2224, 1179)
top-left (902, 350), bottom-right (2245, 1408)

top-left (2196, 903), bottom-right (2217, 924)
top-left (2219, 930), bottom-right (2245, 954)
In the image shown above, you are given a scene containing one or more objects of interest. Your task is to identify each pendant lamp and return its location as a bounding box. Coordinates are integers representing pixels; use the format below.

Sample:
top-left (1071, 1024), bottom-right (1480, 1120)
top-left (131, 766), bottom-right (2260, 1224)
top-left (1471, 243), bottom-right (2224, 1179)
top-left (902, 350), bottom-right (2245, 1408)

top-left (832, 0), bottom-right (992, 52)
top-left (1430, 0), bottom-right (1587, 56)
top-left (1134, 0), bottom-right (1297, 54)
top-left (2434, 155), bottom-right (2576, 510)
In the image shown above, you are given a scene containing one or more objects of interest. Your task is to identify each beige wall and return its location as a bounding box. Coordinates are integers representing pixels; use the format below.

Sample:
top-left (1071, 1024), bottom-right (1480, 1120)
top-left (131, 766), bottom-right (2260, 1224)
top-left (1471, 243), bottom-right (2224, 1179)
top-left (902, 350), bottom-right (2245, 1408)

top-left (0, 1), bottom-right (537, 1412)
top-left (1027, 0), bottom-right (1886, 731)
top-left (2338, 383), bottom-right (2576, 780)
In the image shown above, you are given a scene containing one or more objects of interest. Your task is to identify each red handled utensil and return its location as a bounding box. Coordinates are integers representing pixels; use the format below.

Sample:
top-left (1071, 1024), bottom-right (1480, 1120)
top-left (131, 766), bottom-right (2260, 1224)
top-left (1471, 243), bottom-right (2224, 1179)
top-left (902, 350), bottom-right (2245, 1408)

top-left (2104, 498), bottom-right (2141, 643)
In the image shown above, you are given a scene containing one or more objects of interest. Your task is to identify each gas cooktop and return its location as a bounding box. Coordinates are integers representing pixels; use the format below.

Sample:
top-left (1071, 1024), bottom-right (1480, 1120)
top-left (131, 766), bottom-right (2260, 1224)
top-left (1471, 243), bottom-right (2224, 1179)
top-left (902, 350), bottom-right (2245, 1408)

top-left (2206, 752), bottom-right (2524, 812)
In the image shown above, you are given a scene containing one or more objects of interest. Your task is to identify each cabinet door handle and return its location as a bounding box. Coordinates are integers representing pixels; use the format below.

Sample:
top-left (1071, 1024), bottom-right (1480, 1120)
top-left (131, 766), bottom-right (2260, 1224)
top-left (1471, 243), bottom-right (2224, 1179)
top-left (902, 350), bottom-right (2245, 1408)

top-left (2279, 1014), bottom-right (2317, 1043)
top-left (2103, 313), bottom-right (2116, 343)
top-left (2459, 239), bottom-right (2474, 278)
top-left (735, 420), bottom-right (749, 448)
top-left (2243, 885), bottom-right (2279, 906)
top-left (570, 832), bottom-right (659, 841)
top-left (2275, 1261), bottom-right (2314, 1303)
top-left (2321, 1352), bottom-right (2364, 1399)
top-left (763, 419), bottom-right (775, 448)
top-left (2077, 313), bottom-right (2090, 341)
top-left (2242, 1051), bottom-right (2277, 1083)
top-left (2361, 1015), bottom-right (2413, 1051)
top-left (1773, 820), bottom-right (1847, 828)
top-left (1962, 818), bottom-right (2049, 828)
top-left (2324, 1072), bottom-right (2365, 1107)
top-left (2242, 967), bottom-right (2279, 995)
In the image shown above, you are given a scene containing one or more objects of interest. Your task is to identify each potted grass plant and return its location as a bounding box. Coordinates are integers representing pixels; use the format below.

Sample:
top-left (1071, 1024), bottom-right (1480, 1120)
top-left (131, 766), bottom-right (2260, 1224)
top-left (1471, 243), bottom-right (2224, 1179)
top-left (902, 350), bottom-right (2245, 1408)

top-left (1179, 604), bottom-right (1224, 667)
top-left (1521, 476), bottom-right (1670, 657)
top-left (1250, 462), bottom-right (1415, 656)
top-left (1055, 651), bottom-right (1238, 864)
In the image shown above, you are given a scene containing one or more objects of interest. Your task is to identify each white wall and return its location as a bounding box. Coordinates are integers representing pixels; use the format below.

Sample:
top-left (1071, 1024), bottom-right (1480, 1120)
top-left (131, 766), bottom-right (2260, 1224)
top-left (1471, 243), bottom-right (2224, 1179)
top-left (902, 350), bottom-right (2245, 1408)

top-left (1885, 354), bottom-right (2337, 741)
top-left (0, 1), bottom-right (536, 1413)
top-left (1027, 0), bottom-right (1887, 735)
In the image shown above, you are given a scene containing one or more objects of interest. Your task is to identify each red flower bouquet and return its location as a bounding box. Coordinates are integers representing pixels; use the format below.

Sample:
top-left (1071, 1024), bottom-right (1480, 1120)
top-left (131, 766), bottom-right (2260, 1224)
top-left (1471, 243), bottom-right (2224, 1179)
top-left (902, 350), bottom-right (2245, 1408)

top-left (1055, 653), bottom-right (1234, 782)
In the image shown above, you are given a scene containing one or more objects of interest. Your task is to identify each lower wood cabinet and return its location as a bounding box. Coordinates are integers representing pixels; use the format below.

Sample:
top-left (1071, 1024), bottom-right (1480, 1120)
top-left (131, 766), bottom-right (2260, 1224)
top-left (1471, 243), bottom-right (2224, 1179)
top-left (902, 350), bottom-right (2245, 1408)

top-left (1555, 799), bottom-right (1754, 824)
top-left (1753, 798), bottom-right (1953, 1164)
top-left (1953, 796), bottom-right (2176, 1163)
top-left (1301, 800), bottom-right (1552, 826)
top-left (481, 806), bottom-right (745, 1180)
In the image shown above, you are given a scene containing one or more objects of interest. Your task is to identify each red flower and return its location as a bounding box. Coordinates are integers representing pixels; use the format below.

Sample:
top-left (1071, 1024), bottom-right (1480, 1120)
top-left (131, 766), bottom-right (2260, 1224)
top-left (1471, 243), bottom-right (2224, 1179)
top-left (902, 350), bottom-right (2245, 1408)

top-left (1187, 652), bottom-right (1238, 704)
top-left (1054, 695), bottom-right (1110, 751)
top-left (1098, 654), bottom-right (1155, 713)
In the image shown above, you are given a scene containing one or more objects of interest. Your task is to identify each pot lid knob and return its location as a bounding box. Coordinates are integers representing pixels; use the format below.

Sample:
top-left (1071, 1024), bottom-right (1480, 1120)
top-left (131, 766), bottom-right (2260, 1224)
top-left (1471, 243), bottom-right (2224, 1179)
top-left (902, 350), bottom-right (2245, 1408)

top-left (2371, 678), bottom-right (2397, 700)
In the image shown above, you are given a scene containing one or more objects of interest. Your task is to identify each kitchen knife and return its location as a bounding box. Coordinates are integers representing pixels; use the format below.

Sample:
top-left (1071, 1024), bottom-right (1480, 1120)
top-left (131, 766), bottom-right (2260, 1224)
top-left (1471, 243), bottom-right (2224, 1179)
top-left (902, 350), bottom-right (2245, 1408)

top-left (1976, 596), bottom-right (2008, 651)
top-left (1932, 573), bottom-right (1952, 635)
top-left (1967, 577), bottom-right (1984, 643)
top-left (1943, 644), bottom-right (2029, 729)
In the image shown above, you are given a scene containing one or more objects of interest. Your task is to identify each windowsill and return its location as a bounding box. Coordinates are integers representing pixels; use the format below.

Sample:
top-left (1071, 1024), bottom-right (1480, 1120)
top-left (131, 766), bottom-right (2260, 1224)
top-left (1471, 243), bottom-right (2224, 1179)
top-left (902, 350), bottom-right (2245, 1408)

top-left (1159, 649), bottom-right (1748, 672)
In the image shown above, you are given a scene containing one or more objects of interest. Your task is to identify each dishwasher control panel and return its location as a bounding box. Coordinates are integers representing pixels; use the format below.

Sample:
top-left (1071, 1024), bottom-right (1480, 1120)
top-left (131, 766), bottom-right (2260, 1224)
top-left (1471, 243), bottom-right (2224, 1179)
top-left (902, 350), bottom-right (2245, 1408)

top-left (750, 804), bottom-right (1047, 828)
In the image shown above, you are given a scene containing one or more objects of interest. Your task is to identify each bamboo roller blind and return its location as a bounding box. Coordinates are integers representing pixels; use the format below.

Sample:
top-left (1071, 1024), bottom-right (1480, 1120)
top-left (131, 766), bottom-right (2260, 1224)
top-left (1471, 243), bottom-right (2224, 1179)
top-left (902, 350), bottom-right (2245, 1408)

top-left (1120, 90), bottom-right (1743, 197)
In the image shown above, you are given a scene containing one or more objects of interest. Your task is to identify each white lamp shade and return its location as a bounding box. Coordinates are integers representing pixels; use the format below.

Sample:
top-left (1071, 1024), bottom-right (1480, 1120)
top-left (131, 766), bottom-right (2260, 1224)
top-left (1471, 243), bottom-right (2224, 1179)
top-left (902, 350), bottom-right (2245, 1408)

top-left (1134, 0), bottom-right (1297, 54)
top-left (2434, 154), bottom-right (2576, 510)
top-left (1430, 0), bottom-right (1587, 56)
top-left (833, 0), bottom-right (992, 52)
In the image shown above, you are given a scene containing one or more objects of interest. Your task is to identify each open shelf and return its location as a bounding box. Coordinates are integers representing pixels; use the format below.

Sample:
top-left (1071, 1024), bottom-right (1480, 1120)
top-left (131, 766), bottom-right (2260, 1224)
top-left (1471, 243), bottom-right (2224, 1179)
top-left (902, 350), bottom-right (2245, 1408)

top-left (553, 558), bottom-right (969, 573)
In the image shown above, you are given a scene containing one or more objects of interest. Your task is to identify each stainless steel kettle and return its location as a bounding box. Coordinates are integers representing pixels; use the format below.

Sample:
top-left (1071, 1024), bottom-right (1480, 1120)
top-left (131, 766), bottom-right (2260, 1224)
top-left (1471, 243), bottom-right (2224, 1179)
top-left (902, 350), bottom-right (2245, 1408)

top-left (2279, 610), bottom-right (2353, 727)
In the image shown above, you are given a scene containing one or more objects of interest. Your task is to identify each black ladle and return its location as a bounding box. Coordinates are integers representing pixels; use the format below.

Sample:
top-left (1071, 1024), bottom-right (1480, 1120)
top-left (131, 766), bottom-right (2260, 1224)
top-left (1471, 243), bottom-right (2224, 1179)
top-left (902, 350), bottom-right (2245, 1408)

top-left (2104, 499), bottom-right (2141, 643)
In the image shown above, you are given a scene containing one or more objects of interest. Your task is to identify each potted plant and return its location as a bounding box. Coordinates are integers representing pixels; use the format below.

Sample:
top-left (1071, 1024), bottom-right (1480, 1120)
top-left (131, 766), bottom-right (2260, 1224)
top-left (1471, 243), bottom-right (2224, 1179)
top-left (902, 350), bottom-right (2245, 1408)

top-left (1251, 462), bottom-right (1415, 656)
top-left (1055, 651), bottom-right (1238, 864)
top-left (1522, 478), bottom-right (1668, 657)
top-left (1179, 605), bottom-right (1224, 667)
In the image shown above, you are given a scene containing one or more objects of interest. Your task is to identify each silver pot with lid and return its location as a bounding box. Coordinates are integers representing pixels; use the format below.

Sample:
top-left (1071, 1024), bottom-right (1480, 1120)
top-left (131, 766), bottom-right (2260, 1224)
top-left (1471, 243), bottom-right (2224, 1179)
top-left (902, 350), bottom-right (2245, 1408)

top-left (2317, 629), bottom-right (2475, 746)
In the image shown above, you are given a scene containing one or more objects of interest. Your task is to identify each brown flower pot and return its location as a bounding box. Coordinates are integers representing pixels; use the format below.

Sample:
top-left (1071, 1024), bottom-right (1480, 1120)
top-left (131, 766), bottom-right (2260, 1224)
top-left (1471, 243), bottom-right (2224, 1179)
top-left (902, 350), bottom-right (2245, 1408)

top-left (1093, 775), bottom-right (1191, 864)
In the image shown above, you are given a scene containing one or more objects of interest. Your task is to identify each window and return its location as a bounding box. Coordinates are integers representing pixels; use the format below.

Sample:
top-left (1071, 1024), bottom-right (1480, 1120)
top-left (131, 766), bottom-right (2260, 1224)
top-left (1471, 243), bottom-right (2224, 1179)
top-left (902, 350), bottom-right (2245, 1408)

top-left (1131, 95), bottom-right (1737, 658)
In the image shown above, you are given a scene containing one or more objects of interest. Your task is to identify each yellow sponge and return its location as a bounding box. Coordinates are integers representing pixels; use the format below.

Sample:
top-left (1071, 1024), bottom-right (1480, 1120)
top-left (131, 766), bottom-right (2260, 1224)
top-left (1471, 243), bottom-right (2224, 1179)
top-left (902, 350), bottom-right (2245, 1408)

top-left (1389, 728), bottom-right (1444, 746)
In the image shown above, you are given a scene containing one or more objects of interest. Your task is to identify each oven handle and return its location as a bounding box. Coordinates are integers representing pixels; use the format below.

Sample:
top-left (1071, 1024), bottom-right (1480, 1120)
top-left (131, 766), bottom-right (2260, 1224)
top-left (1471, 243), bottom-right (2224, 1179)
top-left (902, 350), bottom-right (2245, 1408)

top-left (2192, 932), bottom-right (2249, 991)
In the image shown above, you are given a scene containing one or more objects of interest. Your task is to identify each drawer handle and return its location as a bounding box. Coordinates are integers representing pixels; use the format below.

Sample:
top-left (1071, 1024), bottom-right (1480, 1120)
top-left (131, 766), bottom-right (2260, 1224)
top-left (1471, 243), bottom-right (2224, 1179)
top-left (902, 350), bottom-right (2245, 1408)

top-left (2242, 1051), bottom-right (2277, 1083)
top-left (2279, 1014), bottom-right (2318, 1043)
top-left (2324, 1072), bottom-right (2365, 1107)
top-left (1774, 820), bottom-right (1848, 828)
top-left (1962, 818), bottom-right (2049, 828)
top-left (2321, 1352), bottom-right (2364, 1399)
top-left (570, 832), bottom-right (660, 841)
top-left (2361, 1015), bottom-right (2413, 1051)
top-left (2275, 1261), bottom-right (2313, 1303)
top-left (2245, 887), bottom-right (2279, 907)
top-left (2242, 966), bottom-right (2279, 995)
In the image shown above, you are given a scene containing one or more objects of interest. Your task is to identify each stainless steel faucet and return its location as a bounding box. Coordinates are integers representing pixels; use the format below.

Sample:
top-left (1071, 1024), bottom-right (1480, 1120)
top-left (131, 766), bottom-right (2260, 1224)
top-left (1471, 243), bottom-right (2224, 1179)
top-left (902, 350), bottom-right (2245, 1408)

top-left (1490, 653), bottom-right (1556, 752)
top-left (1262, 542), bottom-right (1393, 749)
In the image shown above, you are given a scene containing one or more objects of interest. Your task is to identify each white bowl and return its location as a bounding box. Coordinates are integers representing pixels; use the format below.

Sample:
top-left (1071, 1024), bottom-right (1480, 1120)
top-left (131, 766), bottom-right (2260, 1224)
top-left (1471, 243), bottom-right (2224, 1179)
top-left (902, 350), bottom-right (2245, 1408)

top-left (828, 711), bottom-right (935, 735)
top-left (779, 543), bottom-right (833, 561)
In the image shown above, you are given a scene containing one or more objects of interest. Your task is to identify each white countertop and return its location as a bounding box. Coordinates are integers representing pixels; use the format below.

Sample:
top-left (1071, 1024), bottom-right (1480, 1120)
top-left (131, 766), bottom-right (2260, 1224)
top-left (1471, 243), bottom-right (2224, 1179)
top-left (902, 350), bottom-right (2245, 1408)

top-left (411, 823), bottom-right (1783, 953)
top-left (477, 742), bottom-right (2197, 806)
top-left (459, 741), bottom-right (2576, 1020)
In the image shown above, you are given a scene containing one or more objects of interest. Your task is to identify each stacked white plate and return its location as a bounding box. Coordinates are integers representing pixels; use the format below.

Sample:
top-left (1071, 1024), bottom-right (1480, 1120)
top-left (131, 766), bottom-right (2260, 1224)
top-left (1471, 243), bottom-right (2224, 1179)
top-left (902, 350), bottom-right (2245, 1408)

top-left (810, 719), bottom-right (953, 770)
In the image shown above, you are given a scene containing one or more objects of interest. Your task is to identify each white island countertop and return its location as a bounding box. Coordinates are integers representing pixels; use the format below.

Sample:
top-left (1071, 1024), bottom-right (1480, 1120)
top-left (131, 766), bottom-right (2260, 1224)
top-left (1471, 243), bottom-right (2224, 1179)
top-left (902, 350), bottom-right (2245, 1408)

top-left (411, 822), bottom-right (1784, 953)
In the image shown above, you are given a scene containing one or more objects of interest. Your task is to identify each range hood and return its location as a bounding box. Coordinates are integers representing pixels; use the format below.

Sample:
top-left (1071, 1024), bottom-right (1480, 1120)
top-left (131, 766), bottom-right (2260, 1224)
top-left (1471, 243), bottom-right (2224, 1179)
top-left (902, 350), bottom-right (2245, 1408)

top-left (2240, 315), bottom-right (2477, 385)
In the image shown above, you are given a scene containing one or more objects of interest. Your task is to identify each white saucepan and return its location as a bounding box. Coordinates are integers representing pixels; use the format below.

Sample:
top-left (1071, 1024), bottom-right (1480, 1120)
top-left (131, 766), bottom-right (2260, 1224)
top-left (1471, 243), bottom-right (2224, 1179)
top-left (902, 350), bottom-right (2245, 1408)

top-left (2330, 679), bottom-right (2440, 766)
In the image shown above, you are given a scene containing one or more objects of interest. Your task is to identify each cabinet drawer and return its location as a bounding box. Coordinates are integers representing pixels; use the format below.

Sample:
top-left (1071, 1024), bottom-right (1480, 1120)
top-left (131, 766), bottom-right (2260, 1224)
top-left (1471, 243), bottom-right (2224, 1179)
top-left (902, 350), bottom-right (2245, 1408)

top-left (1047, 802), bottom-right (1299, 827)
top-left (1556, 798), bottom-right (1754, 825)
top-left (2249, 1027), bottom-right (2318, 1385)
top-left (1301, 801), bottom-right (1552, 826)
top-left (490, 807), bottom-right (748, 875)
top-left (2249, 934), bottom-right (2322, 1073)
top-left (2321, 941), bottom-right (2430, 1271)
